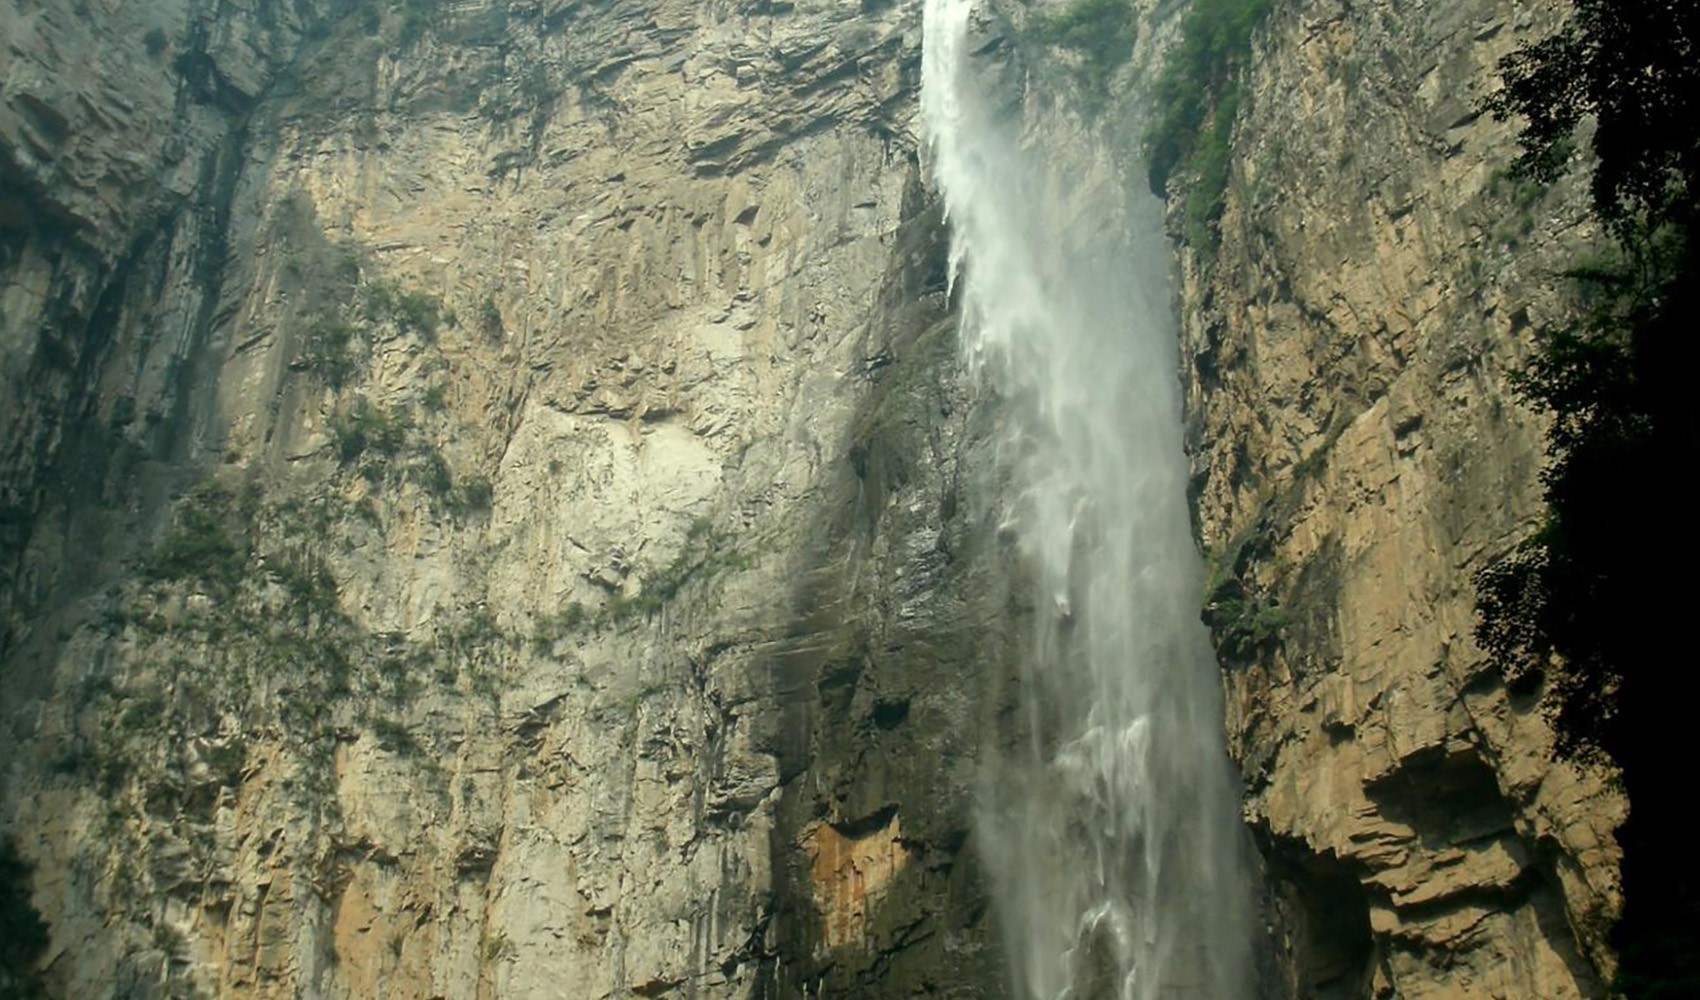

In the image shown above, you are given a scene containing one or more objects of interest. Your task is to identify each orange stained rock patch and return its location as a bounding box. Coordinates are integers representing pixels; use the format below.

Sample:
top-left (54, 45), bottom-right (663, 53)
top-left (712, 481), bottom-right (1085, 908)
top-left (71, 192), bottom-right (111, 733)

top-left (801, 810), bottom-right (908, 949)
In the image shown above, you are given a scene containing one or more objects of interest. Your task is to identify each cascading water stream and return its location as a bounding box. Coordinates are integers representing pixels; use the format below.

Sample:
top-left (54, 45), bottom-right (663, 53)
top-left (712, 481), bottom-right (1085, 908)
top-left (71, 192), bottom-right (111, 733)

top-left (921, 2), bottom-right (1256, 998)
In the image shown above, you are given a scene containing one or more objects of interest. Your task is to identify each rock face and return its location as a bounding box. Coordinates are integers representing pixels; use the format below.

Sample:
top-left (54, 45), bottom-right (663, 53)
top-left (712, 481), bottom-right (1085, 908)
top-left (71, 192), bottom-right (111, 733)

top-left (1177, 0), bottom-right (1623, 996)
top-left (1, 0), bottom-right (1625, 998)
top-left (3, 0), bottom-right (1012, 996)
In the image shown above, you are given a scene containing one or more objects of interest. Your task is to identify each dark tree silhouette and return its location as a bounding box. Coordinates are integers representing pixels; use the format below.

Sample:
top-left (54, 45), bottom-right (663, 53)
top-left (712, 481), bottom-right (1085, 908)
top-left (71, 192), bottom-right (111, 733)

top-left (1482, 2), bottom-right (1700, 996)
top-left (0, 837), bottom-right (48, 999)
top-left (1488, 0), bottom-right (1700, 233)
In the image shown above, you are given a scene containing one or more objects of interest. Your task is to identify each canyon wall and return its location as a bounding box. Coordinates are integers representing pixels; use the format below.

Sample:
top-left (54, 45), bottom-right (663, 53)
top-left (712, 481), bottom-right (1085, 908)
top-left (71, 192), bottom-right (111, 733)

top-left (2, 0), bottom-right (1015, 995)
top-left (1, 0), bottom-right (1624, 997)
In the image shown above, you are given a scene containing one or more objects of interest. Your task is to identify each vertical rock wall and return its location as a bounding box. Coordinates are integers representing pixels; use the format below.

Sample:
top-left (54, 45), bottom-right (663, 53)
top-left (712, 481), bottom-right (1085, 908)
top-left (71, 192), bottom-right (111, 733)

top-left (1175, 0), bottom-right (1624, 996)
top-left (2, 0), bottom-right (1015, 996)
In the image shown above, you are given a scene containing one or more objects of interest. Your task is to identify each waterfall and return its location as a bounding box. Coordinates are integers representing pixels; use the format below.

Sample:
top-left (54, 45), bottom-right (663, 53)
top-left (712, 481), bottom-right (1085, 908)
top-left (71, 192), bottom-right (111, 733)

top-left (920, 2), bottom-right (1256, 998)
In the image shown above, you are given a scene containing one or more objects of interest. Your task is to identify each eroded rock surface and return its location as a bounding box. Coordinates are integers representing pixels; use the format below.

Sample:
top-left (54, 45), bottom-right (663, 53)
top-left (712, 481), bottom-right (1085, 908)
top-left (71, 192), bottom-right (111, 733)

top-left (1177, 0), bottom-right (1623, 995)
top-left (3, 0), bottom-right (1631, 996)
top-left (2, 0), bottom-right (1011, 996)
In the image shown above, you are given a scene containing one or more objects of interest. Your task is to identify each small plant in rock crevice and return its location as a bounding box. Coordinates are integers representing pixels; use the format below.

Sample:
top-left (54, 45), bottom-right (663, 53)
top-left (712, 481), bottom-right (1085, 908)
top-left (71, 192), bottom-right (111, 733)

top-left (370, 717), bottom-right (422, 756)
top-left (532, 603), bottom-right (590, 651)
top-left (141, 480), bottom-right (253, 595)
top-left (1200, 516), bottom-right (1284, 668)
top-left (296, 317), bottom-right (365, 388)
top-left (329, 397), bottom-right (408, 464)
top-left (605, 518), bottom-right (753, 623)
top-left (362, 278), bottom-right (443, 339)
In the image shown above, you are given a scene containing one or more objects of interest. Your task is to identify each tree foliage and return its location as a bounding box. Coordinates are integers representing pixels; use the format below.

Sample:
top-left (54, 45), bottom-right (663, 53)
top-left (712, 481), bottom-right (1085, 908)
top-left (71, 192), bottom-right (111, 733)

top-left (1481, 0), bottom-right (1699, 771)
top-left (1487, 0), bottom-right (1700, 236)
top-left (0, 837), bottom-right (48, 999)
top-left (1480, 2), bottom-right (1700, 995)
top-left (1144, 0), bottom-right (1273, 252)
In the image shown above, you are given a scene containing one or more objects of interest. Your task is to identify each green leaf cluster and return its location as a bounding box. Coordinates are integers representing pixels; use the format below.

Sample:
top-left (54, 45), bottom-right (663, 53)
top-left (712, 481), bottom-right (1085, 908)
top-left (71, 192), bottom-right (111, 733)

top-left (1201, 517), bottom-right (1283, 668)
top-left (363, 279), bottom-right (442, 338)
top-left (1144, 0), bottom-right (1274, 251)
top-left (297, 317), bottom-right (364, 388)
top-left (531, 603), bottom-right (590, 654)
top-left (329, 397), bottom-right (409, 464)
top-left (1202, 592), bottom-right (1285, 666)
top-left (140, 481), bottom-right (252, 595)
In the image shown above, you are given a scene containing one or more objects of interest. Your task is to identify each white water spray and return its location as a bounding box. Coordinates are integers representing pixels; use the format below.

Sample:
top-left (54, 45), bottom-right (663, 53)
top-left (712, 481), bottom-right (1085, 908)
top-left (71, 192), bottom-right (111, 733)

top-left (921, 2), bottom-right (1256, 998)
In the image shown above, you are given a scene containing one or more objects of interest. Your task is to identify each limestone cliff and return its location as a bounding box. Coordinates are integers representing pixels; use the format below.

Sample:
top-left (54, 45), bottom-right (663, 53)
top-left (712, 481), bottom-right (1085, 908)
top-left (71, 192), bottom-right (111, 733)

top-left (3, 0), bottom-right (1013, 995)
top-left (1, 0), bottom-right (1626, 997)
top-left (1175, 0), bottom-right (1623, 996)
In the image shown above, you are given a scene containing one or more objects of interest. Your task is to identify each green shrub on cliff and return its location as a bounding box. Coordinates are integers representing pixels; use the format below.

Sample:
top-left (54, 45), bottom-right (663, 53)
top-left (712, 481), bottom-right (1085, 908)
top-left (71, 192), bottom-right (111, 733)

top-left (329, 398), bottom-right (408, 464)
top-left (362, 279), bottom-right (441, 338)
top-left (1028, 0), bottom-right (1138, 111)
top-left (607, 519), bottom-right (751, 622)
top-left (142, 481), bottom-right (251, 594)
top-left (1025, 0), bottom-right (1271, 249)
top-left (1145, 0), bottom-right (1274, 251)
top-left (297, 316), bottom-right (364, 388)
top-left (1202, 590), bottom-right (1284, 666)
top-left (454, 475), bottom-right (493, 515)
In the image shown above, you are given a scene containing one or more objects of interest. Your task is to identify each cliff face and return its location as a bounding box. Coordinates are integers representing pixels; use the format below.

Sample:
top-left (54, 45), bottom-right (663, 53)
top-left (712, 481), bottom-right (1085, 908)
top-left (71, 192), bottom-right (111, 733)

top-left (2, 0), bottom-right (1624, 998)
top-left (2, 0), bottom-right (1016, 996)
top-left (1177, 0), bottom-right (1623, 996)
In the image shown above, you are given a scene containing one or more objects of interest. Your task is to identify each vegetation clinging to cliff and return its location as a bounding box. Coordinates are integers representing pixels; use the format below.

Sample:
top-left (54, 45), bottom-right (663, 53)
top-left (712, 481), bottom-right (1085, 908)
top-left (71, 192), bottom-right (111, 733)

top-left (1488, 2), bottom-right (1698, 240)
top-left (1145, 0), bottom-right (1273, 251)
top-left (1479, 1), bottom-right (1699, 994)
top-left (1023, 0), bottom-right (1271, 251)
top-left (1480, 0), bottom-right (1699, 777)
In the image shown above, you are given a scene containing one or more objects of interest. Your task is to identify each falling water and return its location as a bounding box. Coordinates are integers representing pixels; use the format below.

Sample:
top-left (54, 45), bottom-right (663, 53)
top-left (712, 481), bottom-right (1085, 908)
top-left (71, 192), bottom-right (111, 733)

top-left (921, 2), bottom-right (1256, 998)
